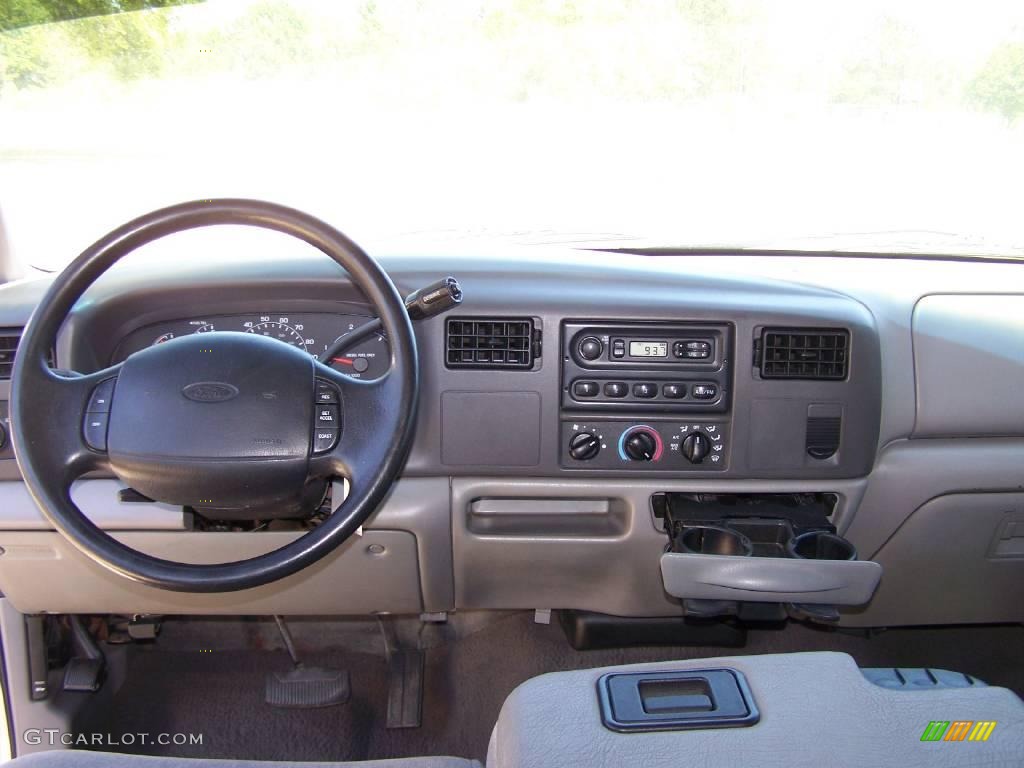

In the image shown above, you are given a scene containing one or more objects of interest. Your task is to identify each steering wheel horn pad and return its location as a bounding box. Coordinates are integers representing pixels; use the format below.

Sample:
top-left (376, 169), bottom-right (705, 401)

top-left (108, 331), bottom-right (316, 516)
top-left (9, 199), bottom-right (419, 593)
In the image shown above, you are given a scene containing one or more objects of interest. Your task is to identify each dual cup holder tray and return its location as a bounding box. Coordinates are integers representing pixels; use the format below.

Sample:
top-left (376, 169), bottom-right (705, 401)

top-left (652, 493), bottom-right (882, 620)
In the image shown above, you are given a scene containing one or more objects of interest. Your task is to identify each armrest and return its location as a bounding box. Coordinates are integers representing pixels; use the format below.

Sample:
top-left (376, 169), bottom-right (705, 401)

top-left (487, 652), bottom-right (1024, 768)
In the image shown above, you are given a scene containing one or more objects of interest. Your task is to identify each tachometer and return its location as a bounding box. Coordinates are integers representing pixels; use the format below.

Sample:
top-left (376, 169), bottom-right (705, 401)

top-left (245, 319), bottom-right (308, 350)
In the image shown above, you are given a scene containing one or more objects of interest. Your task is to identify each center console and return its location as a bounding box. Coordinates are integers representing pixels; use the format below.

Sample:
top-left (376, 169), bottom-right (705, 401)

top-left (560, 321), bottom-right (734, 472)
top-left (488, 652), bottom-right (1024, 768)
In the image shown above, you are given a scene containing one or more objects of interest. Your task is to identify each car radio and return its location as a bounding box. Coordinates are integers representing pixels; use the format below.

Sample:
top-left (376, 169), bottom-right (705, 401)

top-left (561, 322), bottom-right (732, 413)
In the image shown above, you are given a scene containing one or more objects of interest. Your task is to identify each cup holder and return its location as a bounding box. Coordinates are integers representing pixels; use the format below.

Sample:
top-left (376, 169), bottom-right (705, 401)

top-left (679, 525), bottom-right (754, 557)
top-left (786, 531), bottom-right (857, 561)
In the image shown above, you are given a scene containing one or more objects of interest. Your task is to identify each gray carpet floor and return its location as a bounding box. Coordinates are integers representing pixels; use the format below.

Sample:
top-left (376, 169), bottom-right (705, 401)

top-left (88, 613), bottom-right (1024, 763)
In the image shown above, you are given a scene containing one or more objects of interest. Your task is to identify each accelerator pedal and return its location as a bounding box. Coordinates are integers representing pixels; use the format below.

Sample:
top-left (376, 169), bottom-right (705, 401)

top-left (265, 616), bottom-right (350, 708)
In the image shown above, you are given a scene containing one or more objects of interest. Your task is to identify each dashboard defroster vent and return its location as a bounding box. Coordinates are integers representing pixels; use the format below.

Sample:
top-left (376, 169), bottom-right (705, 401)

top-left (445, 318), bottom-right (539, 369)
top-left (759, 328), bottom-right (849, 380)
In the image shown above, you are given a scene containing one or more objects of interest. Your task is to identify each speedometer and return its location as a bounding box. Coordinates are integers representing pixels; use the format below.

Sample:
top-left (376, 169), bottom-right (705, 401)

top-left (245, 319), bottom-right (308, 350)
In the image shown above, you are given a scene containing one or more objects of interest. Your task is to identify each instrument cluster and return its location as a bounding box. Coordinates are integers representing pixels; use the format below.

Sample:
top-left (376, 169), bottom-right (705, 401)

top-left (112, 312), bottom-right (389, 378)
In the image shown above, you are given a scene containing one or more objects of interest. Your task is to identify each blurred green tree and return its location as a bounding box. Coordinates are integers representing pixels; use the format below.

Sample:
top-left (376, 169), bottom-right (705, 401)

top-left (967, 41), bottom-right (1024, 123)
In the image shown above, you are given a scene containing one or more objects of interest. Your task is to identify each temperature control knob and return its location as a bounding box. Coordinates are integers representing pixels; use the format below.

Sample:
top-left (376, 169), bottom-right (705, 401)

top-left (568, 432), bottom-right (601, 461)
top-left (681, 432), bottom-right (711, 464)
top-left (623, 430), bottom-right (658, 461)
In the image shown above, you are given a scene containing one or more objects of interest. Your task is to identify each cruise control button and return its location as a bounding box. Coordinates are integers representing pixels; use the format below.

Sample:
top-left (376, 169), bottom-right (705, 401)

top-left (313, 429), bottom-right (338, 453)
top-left (662, 383), bottom-right (686, 399)
top-left (87, 378), bottom-right (116, 413)
top-left (604, 381), bottom-right (628, 398)
top-left (632, 382), bottom-right (657, 399)
top-left (573, 381), bottom-right (599, 398)
top-left (83, 412), bottom-right (109, 451)
top-left (692, 384), bottom-right (718, 400)
top-left (315, 382), bottom-right (339, 404)
top-left (315, 405), bottom-right (340, 427)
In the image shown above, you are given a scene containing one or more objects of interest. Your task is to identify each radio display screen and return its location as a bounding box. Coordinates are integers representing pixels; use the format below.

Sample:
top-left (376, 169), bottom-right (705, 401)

top-left (629, 340), bottom-right (668, 357)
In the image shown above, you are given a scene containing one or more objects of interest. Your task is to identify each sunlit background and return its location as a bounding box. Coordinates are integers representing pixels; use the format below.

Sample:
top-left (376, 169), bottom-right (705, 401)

top-left (2, 0), bottom-right (1023, 272)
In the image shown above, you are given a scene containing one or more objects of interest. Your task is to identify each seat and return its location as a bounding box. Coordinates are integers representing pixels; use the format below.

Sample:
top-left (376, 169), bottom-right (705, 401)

top-left (9, 754), bottom-right (480, 768)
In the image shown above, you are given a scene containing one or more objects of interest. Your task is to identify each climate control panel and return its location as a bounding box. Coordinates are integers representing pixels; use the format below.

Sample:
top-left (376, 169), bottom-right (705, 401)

top-left (561, 419), bottom-right (729, 472)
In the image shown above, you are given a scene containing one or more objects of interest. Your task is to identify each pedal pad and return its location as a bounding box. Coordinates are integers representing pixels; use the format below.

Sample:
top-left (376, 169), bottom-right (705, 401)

top-left (265, 666), bottom-right (350, 708)
top-left (386, 648), bottom-right (424, 729)
top-left (63, 657), bottom-right (105, 693)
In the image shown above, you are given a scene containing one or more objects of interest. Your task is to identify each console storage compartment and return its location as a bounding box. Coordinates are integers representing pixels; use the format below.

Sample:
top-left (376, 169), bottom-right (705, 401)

top-left (598, 668), bottom-right (759, 732)
top-left (654, 493), bottom-right (881, 608)
top-left (487, 652), bottom-right (1024, 768)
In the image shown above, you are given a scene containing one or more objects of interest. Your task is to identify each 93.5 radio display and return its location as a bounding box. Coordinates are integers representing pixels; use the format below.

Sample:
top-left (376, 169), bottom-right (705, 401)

top-left (629, 340), bottom-right (668, 357)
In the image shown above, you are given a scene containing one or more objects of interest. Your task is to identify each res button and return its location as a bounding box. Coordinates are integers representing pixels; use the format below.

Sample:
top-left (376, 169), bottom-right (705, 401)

top-left (86, 378), bottom-right (116, 413)
top-left (315, 383), bottom-right (339, 404)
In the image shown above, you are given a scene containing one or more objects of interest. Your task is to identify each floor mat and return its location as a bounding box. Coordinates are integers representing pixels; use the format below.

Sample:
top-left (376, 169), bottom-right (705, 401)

top-left (90, 614), bottom-right (1024, 763)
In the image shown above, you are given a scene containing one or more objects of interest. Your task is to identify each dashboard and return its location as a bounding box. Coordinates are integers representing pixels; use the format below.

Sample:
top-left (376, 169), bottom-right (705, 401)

top-left (112, 312), bottom-right (389, 378)
top-left (0, 246), bottom-right (1023, 628)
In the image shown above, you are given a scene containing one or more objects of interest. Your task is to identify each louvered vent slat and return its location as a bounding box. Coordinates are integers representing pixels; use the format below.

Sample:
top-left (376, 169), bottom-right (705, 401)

top-left (0, 330), bottom-right (21, 379)
top-left (446, 318), bottom-right (538, 369)
top-left (760, 328), bottom-right (849, 380)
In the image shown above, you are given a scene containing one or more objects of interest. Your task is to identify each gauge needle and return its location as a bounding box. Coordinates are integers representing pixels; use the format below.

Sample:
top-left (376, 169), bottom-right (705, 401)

top-left (332, 357), bottom-right (354, 365)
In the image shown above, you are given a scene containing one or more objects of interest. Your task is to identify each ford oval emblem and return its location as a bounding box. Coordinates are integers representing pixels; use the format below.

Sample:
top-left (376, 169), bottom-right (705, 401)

top-left (182, 381), bottom-right (239, 403)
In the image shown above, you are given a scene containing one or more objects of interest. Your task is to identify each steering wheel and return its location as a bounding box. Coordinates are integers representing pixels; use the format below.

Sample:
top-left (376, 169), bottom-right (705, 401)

top-left (10, 200), bottom-right (419, 593)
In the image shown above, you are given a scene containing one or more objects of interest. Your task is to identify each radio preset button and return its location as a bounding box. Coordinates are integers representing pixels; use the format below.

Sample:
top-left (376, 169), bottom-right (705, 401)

top-left (662, 383), bottom-right (686, 399)
top-left (632, 382), bottom-right (657, 399)
top-left (573, 380), bottom-right (599, 398)
top-left (604, 382), bottom-right (628, 398)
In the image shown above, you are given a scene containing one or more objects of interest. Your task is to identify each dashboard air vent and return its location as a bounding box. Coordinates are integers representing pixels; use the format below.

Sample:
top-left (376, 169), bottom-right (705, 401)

top-left (759, 328), bottom-right (849, 380)
top-left (446, 318), bottom-right (539, 369)
top-left (0, 329), bottom-right (22, 379)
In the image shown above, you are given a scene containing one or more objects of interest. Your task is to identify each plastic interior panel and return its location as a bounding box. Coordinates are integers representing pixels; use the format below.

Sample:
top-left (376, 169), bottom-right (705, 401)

top-left (659, 552), bottom-right (882, 605)
top-left (913, 294), bottom-right (1024, 437)
top-left (598, 668), bottom-right (759, 732)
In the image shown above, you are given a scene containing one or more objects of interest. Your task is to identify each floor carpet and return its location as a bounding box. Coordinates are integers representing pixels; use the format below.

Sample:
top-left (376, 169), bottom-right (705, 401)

top-left (86, 613), bottom-right (1024, 763)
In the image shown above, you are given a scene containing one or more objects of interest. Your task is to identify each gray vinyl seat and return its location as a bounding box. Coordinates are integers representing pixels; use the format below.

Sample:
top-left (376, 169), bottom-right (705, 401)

top-left (8, 753), bottom-right (481, 768)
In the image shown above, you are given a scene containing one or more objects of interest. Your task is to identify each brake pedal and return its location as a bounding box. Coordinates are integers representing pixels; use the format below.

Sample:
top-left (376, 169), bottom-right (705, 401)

top-left (265, 616), bottom-right (350, 708)
top-left (62, 616), bottom-right (105, 693)
top-left (266, 665), bottom-right (351, 708)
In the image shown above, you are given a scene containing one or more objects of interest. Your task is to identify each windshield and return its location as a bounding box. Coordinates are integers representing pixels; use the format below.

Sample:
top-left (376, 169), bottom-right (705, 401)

top-left (2, 0), bottom-right (1023, 271)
